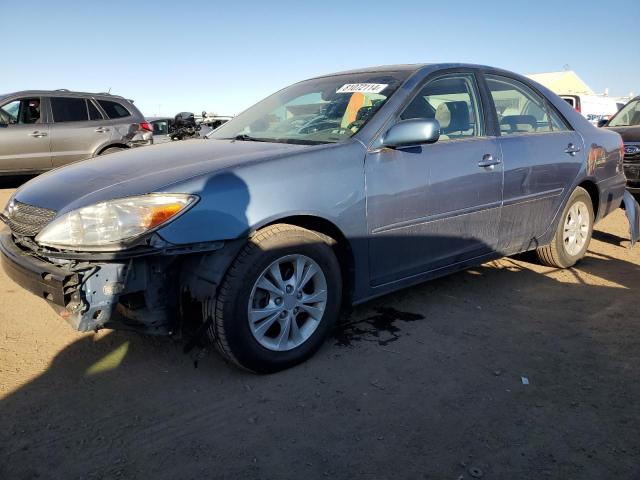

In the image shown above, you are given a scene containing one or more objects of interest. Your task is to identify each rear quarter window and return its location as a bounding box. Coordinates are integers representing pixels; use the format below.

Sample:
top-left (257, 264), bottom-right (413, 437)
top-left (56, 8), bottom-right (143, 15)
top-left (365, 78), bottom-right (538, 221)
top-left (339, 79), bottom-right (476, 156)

top-left (97, 100), bottom-right (131, 119)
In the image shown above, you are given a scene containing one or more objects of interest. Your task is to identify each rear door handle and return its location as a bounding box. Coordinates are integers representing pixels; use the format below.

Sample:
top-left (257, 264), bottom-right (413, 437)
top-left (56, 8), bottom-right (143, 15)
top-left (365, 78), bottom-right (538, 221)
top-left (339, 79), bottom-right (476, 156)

top-left (28, 131), bottom-right (48, 138)
top-left (565, 143), bottom-right (581, 156)
top-left (478, 154), bottom-right (502, 168)
top-left (95, 127), bottom-right (111, 133)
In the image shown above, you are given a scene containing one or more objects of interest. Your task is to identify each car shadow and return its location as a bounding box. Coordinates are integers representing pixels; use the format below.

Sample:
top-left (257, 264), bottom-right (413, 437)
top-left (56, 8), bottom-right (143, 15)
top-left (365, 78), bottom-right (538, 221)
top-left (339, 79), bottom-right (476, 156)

top-left (2, 168), bottom-right (639, 477)
top-left (592, 229), bottom-right (629, 247)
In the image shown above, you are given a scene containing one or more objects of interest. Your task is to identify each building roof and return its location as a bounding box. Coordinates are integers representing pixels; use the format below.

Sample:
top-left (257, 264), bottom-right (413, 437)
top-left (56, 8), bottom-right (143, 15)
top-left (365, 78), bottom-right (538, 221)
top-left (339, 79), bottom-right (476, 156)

top-left (526, 70), bottom-right (594, 95)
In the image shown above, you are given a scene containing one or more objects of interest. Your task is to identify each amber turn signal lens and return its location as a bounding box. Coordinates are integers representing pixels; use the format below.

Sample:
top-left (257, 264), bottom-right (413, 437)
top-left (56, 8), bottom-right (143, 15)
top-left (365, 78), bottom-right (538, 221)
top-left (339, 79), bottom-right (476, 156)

top-left (142, 203), bottom-right (184, 228)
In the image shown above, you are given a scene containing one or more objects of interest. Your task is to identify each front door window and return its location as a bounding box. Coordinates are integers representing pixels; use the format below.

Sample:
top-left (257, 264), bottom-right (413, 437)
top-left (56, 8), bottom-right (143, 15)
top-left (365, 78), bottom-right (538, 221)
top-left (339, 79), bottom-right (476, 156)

top-left (400, 73), bottom-right (484, 140)
top-left (0, 98), bottom-right (42, 124)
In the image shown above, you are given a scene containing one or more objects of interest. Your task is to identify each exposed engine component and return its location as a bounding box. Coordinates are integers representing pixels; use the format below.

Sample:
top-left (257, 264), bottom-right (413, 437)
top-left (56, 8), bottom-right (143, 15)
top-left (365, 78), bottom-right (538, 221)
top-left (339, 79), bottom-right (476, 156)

top-left (169, 112), bottom-right (201, 141)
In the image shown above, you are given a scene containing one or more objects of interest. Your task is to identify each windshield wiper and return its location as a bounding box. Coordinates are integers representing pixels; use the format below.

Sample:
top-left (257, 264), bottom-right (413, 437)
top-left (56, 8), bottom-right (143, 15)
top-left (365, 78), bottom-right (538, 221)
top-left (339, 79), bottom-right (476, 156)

top-left (228, 134), bottom-right (271, 142)
top-left (222, 134), bottom-right (330, 145)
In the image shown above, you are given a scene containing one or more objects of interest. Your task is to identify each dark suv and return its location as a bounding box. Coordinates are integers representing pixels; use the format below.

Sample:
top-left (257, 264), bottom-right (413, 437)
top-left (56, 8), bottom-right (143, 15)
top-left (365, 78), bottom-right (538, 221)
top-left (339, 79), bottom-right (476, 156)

top-left (600, 96), bottom-right (640, 193)
top-left (0, 90), bottom-right (152, 175)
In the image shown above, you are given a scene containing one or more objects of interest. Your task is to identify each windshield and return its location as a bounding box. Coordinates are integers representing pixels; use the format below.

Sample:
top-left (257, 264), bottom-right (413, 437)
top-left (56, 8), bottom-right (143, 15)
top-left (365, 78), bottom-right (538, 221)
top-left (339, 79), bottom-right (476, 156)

top-left (208, 71), bottom-right (411, 145)
top-left (608, 99), bottom-right (640, 127)
top-left (151, 120), bottom-right (169, 135)
top-left (1, 100), bottom-right (19, 122)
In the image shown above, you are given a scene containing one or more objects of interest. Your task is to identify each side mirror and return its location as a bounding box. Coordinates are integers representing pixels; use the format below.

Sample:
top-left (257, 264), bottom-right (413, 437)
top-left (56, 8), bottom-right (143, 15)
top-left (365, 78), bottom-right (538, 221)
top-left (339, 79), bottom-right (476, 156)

top-left (597, 118), bottom-right (609, 128)
top-left (382, 118), bottom-right (440, 149)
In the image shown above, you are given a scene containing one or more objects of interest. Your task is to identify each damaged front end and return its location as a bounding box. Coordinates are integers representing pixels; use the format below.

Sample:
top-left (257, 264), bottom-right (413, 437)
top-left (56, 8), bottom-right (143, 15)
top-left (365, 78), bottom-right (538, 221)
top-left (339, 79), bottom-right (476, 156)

top-left (0, 232), bottom-right (185, 334)
top-left (0, 191), bottom-right (222, 334)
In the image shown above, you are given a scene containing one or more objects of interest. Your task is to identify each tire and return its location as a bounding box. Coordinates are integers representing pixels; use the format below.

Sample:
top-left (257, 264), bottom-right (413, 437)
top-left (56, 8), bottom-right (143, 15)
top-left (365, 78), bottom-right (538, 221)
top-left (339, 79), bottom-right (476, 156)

top-left (206, 224), bottom-right (342, 373)
top-left (536, 187), bottom-right (594, 268)
top-left (99, 147), bottom-right (125, 155)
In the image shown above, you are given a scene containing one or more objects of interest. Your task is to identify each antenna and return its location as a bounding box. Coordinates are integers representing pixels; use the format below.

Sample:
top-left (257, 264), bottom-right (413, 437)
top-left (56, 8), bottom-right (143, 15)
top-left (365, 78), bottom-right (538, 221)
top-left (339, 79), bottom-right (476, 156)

top-left (107, 87), bottom-right (111, 94)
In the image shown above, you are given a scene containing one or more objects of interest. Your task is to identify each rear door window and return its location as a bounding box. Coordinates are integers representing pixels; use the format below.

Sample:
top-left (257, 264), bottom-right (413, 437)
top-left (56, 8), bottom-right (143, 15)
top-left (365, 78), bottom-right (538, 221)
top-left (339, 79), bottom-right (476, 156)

top-left (485, 75), bottom-right (569, 134)
top-left (97, 100), bottom-right (131, 119)
top-left (51, 97), bottom-right (89, 123)
top-left (548, 108), bottom-right (570, 131)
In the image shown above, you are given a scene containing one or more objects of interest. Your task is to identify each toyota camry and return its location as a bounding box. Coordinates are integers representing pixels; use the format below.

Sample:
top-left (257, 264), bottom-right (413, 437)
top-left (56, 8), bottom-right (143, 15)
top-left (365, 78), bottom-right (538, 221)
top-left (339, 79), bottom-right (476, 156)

top-left (1, 63), bottom-right (636, 372)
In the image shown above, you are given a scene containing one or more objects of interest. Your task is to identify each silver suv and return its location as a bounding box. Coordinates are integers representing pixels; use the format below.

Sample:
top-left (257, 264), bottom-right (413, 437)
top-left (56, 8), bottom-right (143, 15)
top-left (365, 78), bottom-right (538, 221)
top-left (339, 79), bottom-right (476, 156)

top-left (0, 90), bottom-right (152, 175)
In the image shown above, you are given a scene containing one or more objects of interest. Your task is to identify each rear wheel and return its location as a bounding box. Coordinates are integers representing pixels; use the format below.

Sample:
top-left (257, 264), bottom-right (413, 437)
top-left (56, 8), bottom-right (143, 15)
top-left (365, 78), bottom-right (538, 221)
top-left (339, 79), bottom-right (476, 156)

top-left (100, 147), bottom-right (125, 155)
top-left (536, 187), bottom-right (594, 268)
top-left (206, 224), bottom-right (342, 373)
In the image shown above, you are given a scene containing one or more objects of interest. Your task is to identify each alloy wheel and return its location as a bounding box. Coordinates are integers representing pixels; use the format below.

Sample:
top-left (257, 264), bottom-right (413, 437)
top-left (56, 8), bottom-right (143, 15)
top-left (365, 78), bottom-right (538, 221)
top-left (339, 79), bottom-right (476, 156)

top-left (563, 200), bottom-right (590, 256)
top-left (248, 254), bottom-right (328, 351)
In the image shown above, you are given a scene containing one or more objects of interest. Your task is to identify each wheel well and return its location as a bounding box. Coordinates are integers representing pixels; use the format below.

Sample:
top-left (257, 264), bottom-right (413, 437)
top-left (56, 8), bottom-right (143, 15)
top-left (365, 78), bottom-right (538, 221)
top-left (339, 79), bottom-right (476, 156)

top-left (578, 180), bottom-right (599, 219)
top-left (263, 216), bottom-right (355, 305)
top-left (97, 143), bottom-right (128, 155)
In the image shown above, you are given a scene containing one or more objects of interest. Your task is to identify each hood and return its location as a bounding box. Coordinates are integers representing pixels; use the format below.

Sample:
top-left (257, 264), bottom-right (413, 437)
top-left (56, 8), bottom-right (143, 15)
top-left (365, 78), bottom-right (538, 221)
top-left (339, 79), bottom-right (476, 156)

top-left (12, 139), bottom-right (310, 214)
top-left (606, 125), bottom-right (640, 143)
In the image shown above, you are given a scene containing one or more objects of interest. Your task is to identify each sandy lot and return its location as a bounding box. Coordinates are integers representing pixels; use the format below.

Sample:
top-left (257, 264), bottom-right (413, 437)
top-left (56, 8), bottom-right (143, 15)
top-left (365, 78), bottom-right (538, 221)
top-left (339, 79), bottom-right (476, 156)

top-left (1, 180), bottom-right (639, 480)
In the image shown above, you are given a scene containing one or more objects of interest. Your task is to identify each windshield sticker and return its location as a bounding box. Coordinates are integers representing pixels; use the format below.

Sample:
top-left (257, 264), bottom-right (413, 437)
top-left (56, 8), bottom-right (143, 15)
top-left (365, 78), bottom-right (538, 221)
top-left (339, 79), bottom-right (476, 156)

top-left (336, 83), bottom-right (388, 94)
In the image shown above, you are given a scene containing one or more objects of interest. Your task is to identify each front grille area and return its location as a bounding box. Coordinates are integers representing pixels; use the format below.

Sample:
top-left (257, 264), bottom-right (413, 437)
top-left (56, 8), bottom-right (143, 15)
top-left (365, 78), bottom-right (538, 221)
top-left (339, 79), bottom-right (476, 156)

top-left (625, 164), bottom-right (640, 182)
top-left (1, 200), bottom-right (57, 237)
top-left (624, 143), bottom-right (640, 164)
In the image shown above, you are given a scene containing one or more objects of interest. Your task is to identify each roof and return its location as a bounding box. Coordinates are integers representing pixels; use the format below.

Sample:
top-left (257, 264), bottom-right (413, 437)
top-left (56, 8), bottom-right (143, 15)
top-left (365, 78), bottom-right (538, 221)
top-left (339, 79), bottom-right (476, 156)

top-left (1, 89), bottom-right (128, 100)
top-left (312, 62), bottom-right (533, 79)
top-left (526, 71), bottom-right (594, 95)
top-left (306, 63), bottom-right (426, 81)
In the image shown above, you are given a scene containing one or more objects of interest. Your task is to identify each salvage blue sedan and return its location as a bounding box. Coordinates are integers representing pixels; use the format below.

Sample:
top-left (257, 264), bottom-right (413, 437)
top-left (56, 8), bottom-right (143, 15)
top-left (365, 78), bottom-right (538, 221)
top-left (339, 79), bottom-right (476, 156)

top-left (1, 64), bottom-right (636, 372)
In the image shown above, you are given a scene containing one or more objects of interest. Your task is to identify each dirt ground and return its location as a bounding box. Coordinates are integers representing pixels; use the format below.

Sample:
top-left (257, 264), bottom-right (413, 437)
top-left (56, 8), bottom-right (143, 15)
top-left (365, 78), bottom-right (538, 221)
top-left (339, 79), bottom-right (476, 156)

top-left (1, 179), bottom-right (639, 480)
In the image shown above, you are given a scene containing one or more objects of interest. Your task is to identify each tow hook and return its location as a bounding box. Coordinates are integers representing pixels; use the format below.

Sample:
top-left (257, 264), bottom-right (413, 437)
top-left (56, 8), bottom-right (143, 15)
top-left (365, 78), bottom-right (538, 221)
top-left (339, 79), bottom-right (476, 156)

top-left (623, 190), bottom-right (640, 248)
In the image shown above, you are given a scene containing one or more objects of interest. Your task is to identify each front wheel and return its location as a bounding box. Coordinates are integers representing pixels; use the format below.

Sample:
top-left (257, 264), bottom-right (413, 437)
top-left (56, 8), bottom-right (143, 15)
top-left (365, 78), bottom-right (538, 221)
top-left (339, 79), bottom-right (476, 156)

top-left (207, 224), bottom-right (342, 373)
top-left (536, 187), bottom-right (594, 268)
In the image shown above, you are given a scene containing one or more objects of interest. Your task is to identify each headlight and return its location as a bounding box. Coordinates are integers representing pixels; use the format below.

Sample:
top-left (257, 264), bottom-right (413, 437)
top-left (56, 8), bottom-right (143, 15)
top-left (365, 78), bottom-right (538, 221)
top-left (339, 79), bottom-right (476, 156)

top-left (36, 193), bottom-right (197, 250)
top-left (1, 193), bottom-right (16, 219)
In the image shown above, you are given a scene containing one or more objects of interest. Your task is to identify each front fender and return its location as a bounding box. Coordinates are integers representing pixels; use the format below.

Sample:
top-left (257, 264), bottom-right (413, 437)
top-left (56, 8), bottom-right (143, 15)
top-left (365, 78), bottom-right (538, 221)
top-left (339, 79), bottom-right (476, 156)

top-left (156, 141), bottom-right (368, 246)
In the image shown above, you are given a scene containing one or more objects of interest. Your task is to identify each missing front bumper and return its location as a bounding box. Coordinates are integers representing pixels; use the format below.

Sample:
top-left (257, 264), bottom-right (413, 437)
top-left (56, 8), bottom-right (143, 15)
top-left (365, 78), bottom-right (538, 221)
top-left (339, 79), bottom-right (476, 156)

top-left (0, 232), bottom-right (80, 307)
top-left (0, 232), bottom-right (176, 334)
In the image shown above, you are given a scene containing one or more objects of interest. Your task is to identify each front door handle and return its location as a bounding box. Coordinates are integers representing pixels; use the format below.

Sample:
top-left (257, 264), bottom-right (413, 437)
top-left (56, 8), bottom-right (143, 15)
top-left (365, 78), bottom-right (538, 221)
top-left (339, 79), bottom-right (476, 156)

top-left (95, 127), bottom-right (111, 133)
top-left (478, 154), bottom-right (502, 168)
top-left (28, 131), bottom-right (48, 138)
top-left (565, 143), bottom-right (581, 156)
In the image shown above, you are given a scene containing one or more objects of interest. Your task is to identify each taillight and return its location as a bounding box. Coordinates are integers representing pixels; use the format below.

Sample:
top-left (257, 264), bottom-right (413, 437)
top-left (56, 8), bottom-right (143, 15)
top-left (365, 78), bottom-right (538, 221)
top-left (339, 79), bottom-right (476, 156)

top-left (139, 122), bottom-right (152, 132)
